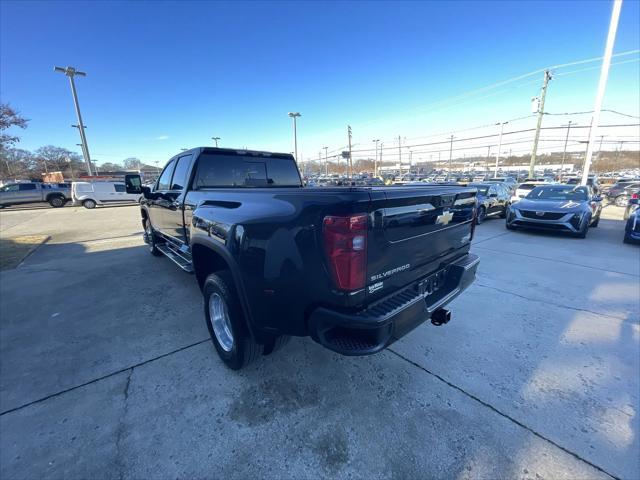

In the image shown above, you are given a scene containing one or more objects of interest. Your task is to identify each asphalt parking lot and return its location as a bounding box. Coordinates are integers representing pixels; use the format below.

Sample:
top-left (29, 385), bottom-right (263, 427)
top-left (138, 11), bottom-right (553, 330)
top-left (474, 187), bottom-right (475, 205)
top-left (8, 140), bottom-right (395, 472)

top-left (0, 203), bottom-right (638, 479)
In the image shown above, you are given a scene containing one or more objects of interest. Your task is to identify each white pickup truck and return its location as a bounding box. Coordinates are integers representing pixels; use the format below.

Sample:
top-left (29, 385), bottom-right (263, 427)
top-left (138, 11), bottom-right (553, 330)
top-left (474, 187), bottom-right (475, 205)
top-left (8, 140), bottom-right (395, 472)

top-left (0, 182), bottom-right (71, 208)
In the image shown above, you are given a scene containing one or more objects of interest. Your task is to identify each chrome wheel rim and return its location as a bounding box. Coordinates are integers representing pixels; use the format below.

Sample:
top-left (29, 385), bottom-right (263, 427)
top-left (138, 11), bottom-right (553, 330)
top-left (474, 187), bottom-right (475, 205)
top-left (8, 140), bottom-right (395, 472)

top-left (209, 293), bottom-right (234, 352)
top-left (145, 222), bottom-right (154, 250)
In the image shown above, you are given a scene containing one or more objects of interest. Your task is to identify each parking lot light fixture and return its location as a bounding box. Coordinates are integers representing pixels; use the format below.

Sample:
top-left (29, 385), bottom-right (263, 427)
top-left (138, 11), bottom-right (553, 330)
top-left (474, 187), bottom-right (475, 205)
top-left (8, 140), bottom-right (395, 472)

top-left (288, 112), bottom-right (301, 162)
top-left (54, 66), bottom-right (93, 176)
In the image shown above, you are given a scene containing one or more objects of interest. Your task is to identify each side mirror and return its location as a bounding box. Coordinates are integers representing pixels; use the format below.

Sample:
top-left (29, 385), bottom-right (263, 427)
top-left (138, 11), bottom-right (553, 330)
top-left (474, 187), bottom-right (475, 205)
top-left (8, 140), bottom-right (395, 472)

top-left (125, 174), bottom-right (150, 196)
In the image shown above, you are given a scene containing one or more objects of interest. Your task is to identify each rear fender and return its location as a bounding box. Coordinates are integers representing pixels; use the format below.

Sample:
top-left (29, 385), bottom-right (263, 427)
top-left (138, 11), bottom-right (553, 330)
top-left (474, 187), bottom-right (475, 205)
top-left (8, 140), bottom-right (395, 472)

top-left (190, 235), bottom-right (262, 340)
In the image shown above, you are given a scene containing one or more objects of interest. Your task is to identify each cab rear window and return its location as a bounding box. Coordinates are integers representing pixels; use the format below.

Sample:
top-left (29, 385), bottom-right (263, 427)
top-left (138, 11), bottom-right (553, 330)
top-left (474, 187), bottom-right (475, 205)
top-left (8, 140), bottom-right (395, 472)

top-left (194, 153), bottom-right (302, 188)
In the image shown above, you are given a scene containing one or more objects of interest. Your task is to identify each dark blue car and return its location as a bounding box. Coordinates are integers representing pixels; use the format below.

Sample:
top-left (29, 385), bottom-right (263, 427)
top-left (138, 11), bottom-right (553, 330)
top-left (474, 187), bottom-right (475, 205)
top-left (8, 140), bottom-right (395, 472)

top-left (624, 198), bottom-right (640, 244)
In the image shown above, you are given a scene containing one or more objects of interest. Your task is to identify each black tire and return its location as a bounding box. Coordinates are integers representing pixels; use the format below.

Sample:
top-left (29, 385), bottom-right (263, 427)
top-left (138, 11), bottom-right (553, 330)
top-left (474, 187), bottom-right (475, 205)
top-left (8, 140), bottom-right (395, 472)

top-left (623, 232), bottom-right (632, 244)
top-left (476, 206), bottom-right (487, 225)
top-left (203, 271), bottom-right (262, 370)
top-left (263, 335), bottom-right (291, 356)
top-left (506, 221), bottom-right (516, 230)
top-left (48, 195), bottom-right (65, 208)
top-left (83, 199), bottom-right (97, 209)
top-left (500, 203), bottom-right (509, 219)
top-left (575, 215), bottom-right (590, 238)
top-left (143, 219), bottom-right (162, 256)
top-left (591, 216), bottom-right (600, 228)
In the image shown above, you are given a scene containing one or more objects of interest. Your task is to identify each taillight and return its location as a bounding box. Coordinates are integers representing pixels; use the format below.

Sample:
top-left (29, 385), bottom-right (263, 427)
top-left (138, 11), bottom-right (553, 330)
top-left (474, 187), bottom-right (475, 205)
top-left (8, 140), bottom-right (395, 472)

top-left (470, 205), bottom-right (477, 241)
top-left (323, 214), bottom-right (368, 291)
top-left (633, 193), bottom-right (639, 199)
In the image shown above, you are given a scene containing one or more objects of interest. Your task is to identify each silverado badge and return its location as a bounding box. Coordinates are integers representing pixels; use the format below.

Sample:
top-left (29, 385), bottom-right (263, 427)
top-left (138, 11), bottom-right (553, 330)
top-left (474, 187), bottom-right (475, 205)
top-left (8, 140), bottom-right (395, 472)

top-left (436, 210), bottom-right (454, 226)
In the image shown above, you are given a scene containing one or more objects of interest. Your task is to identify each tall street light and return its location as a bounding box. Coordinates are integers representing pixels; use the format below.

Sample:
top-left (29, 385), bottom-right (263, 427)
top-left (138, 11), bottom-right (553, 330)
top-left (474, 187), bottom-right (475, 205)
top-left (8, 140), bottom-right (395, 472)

top-left (323, 146), bottom-right (328, 175)
top-left (211, 137), bottom-right (221, 147)
top-left (54, 66), bottom-right (93, 176)
top-left (372, 139), bottom-right (380, 177)
top-left (288, 112), bottom-right (301, 162)
top-left (494, 121), bottom-right (508, 177)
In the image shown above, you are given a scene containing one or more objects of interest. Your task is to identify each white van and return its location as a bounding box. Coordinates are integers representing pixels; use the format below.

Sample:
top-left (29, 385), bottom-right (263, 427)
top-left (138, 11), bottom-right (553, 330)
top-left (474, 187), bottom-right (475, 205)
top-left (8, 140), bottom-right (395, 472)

top-left (71, 181), bottom-right (141, 209)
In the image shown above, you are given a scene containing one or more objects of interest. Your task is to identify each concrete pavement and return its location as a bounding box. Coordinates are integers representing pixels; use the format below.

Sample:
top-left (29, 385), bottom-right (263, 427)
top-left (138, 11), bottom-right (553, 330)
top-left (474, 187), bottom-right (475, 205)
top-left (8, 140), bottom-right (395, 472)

top-left (0, 204), bottom-right (638, 479)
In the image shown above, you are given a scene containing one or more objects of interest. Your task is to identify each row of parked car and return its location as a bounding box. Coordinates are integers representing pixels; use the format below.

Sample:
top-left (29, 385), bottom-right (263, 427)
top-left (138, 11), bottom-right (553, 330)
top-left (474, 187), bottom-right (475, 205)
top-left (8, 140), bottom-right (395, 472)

top-left (468, 178), bottom-right (639, 243)
top-left (0, 180), bottom-right (141, 209)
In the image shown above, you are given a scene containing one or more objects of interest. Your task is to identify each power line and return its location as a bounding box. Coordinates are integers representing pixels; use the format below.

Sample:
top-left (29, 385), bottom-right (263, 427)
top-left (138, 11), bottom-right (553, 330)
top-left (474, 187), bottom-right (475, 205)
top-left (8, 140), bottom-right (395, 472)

top-left (545, 109), bottom-right (640, 119)
top-left (348, 123), bottom-right (640, 154)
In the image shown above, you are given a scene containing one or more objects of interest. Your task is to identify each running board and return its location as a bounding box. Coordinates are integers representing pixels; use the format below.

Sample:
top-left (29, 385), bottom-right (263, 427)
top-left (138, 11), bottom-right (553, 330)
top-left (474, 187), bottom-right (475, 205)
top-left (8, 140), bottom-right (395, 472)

top-left (156, 243), bottom-right (194, 273)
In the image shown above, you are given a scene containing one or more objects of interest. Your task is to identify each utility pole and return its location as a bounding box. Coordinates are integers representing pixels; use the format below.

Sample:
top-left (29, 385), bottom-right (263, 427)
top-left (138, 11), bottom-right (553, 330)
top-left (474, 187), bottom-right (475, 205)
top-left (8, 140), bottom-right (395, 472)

top-left (528, 69), bottom-right (552, 178)
top-left (288, 112), bottom-right (301, 162)
top-left (560, 121), bottom-right (573, 182)
top-left (347, 125), bottom-right (353, 178)
top-left (55, 66), bottom-right (93, 176)
top-left (323, 146), bottom-right (328, 175)
top-left (373, 139), bottom-right (380, 177)
top-left (486, 146), bottom-right (491, 172)
top-left (211, 137), bottom-right (221, 147)
top-left (581, 0), bottom-right (622, 185)
top-left (379, 143), bottom-right (383, 177)
top-left (448, 135), bottom-right (454, 179)
top-left (494, 121), bottom-right (507, 177)
top-left (594, 135), bottom-right (605, 174)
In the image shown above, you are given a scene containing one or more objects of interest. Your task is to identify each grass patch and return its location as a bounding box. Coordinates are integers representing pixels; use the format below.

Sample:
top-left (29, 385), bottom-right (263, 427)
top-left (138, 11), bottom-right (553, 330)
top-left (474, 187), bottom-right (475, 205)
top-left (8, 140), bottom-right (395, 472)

top-left (0, 235), bottom-right (49, 270)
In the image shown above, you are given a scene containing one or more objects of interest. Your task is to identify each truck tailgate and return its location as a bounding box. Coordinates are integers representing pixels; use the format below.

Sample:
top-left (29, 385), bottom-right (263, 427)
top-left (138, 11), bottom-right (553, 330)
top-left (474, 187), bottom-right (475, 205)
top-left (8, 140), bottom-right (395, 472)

top-left (366, 185), bottom-right (476, 298)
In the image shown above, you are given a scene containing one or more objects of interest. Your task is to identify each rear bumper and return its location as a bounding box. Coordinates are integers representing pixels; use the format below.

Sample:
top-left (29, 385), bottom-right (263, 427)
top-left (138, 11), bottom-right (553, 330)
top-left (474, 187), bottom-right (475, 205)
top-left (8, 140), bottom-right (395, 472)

top-left (308, 254), bottom-right (479, 356)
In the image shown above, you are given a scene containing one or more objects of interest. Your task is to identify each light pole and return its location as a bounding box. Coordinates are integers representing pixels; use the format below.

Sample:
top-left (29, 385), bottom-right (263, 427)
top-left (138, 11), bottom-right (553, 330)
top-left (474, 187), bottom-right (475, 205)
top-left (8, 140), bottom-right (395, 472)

top-left (288, 112), bottom-right (301, 162)
top-left (54, 66), bottom-right (93, 176)
top-left (323, 146), bottom-right (328, 175)
top-left (211, 137), bottom-right (221, 147)
top-left (581, 0), bottom-right (622, 185)
top-left (448, 135), bottom-right (454, 179)
top-left (372, 139), bottom-right (380, 177)
top-left (494, 121), bottom-right (508, 177)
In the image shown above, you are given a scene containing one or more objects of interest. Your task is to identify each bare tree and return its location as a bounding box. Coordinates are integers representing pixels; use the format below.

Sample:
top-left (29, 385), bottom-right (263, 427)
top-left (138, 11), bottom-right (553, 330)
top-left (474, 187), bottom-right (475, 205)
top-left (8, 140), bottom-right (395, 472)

top-left (123, 157), bottom-right (142, 170)
top-left (0, 104), bottom-right (29, 150)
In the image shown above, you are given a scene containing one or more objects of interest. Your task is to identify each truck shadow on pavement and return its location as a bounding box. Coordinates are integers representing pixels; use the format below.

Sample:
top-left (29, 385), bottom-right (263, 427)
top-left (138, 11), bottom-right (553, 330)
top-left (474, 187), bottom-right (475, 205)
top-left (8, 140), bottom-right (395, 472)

top-left (0, 232), bottom-right (638, 479)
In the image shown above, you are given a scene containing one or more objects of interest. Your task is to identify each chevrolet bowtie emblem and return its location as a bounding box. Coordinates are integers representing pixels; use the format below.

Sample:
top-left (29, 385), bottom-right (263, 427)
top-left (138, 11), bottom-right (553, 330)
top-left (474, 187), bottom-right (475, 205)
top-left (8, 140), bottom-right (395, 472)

top-left (436, 210), bottom-right (454, 226)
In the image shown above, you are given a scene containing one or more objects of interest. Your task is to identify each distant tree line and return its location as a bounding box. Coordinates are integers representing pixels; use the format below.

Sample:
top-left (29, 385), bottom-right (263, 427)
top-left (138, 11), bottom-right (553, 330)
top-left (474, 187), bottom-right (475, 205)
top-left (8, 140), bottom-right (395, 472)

top-left (0, 103), bottom-right (155, 181)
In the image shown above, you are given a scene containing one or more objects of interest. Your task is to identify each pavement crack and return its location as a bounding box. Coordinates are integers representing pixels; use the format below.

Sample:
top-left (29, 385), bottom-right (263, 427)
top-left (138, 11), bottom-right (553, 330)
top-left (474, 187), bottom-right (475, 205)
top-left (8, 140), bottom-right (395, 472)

top-left (474, 282), bottom-right (636, 323)
top-left (472, 230), bottom-right (512, 245)
top-left (0, 338), bottom-right (211, 417)
top-left (387, 348), bottom-right (619, 480)
top-left (115, 368), bottom-right (133, 480)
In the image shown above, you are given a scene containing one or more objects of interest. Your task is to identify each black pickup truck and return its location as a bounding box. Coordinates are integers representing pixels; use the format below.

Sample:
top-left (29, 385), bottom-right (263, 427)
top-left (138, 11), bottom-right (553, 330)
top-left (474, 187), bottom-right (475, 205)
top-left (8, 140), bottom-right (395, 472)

top-left (125, 147), bottom-right (479, 369)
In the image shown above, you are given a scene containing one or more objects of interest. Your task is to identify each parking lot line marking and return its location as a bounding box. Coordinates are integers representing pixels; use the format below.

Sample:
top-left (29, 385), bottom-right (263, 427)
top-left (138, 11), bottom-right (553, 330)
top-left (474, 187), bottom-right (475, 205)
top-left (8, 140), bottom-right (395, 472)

top-left (475, 282), bottom-right (634, 323)
top-left (475, 245), bottom-right (640, 277)
top-left (0, 338), bottom-right (210, 417)
top-left (387, 348), bottom-right (619, 480)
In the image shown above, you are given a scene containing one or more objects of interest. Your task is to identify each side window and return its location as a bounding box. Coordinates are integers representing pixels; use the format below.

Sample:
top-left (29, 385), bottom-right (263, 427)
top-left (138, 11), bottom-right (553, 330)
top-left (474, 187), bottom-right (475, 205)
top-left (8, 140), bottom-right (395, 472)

top-left (3, 184), bottom-right (19, 192)
top-left (170, 155), bottom-right (192, 191)
top-left (114, 184), bottom-right (126, 192)
top-left (157, 160), bottom-right (176, 191)
top-left (488, 185), bottom-right (497, 195)
top-left (19, 184), bottom-right (37, 191)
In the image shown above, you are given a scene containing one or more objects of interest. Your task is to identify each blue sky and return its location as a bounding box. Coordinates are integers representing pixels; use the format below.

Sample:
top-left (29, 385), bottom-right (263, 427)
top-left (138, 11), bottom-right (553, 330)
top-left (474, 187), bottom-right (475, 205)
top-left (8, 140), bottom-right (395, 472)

top-left (1, 0), bottom-right (639, 165)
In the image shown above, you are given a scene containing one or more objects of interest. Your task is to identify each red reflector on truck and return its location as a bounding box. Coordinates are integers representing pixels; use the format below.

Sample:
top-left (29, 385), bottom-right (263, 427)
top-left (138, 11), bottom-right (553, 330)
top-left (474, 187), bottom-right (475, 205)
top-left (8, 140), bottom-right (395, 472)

top-left (323, 214), bottom-right (368, 291)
